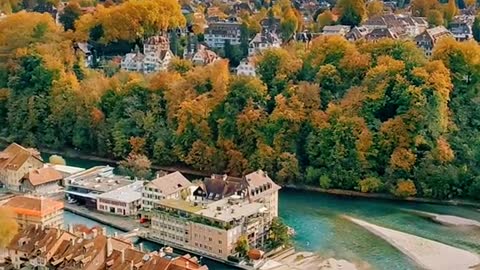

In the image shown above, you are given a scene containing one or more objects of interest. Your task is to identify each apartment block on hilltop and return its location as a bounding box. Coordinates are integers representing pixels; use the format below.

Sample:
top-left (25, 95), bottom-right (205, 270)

top-left (0, 143), bottom-right (43, 191)
top-left (145, 170), bottom-right (280, 261)
top-left (204, 20), bottom-right (241, 48)
top-left (1, 195), bottom-right (64, 229)
top-left (5, 224), bottom-right (207, 270)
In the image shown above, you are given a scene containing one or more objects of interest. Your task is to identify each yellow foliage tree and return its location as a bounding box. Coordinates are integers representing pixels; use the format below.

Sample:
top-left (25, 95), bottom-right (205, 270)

top-left (316, 10), bottom-right (334, 31)
top-left (411, 0), bottom-right (440, 17)
top-left (366, 0), bottom-right (384, 18)
top-left (0, 208), bottom-right (18, 248)
top-left (394, 179), bottom-right (417, 197)
top-left (390, 147), bottom-right (416, 171)
top-left (443, 0), bottom-right (458, 24)
top-left (75, 0), bottom-right (186, 43)
top-left (49, 155), bottom-right (66, 165)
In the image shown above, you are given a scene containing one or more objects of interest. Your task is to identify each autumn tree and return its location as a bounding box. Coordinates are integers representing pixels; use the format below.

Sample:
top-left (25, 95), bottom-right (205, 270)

top-left (443, 0), bottom-right (458, 25)
top-left (280, 7), bottom-right (299, 41)
top-left (336, 0), bottom-right (366, 26)
top-left (75, 0), bottom-right (186, 43)
top-left (118, 153), bottom-right (152, 180)
top-left (427, 10), bottom-right (444, 27)
top-left (316, 10), bottom-right (334, 31)
top-left (59, 1), bottom-right (82, 31)
top-left (394, 179), bottom-right (417, 197)
top-left (366, 0), bottom-right (384, 18)
top-left (49, 154), bottom-right (66, 165)
top-left (410, 0), bottom-right (440, 17)
top-left (0, 208), bottom-right (18, 248)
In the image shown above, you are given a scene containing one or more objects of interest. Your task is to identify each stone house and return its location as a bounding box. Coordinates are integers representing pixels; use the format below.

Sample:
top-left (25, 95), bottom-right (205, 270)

top-left (20, 166), bottom-right (63, 194)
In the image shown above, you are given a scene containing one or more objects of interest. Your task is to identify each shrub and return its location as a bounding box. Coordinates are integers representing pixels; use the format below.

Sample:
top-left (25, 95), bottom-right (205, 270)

top-left (394, 179), bottom-right (417, 197)
top-left (319, 175), bottom-right (331, 189)
top-left (359, 177), bottom-right (382, 193)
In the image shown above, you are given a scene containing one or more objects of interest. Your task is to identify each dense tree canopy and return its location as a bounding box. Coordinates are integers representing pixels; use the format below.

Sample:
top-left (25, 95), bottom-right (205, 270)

top-left (2, 8), bottom-right (480, 201)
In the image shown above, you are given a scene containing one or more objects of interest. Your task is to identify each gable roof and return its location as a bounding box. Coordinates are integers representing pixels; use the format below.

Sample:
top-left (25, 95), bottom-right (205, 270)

top-left (146, 171), bottom-right (191, 196)
top-left (23, 167), bottom-right (63, 186)
top-left (0, 143), bottom-right (43, 171)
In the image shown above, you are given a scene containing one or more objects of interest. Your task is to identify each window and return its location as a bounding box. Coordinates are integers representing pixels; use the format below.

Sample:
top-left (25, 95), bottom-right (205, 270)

top-left (218, 240), bottom-right (222, 244)
top-left (219, 249), bottom-right (222, 254)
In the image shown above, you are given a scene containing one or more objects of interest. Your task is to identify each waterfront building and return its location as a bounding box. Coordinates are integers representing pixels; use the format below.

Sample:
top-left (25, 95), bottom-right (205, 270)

top-left (146, 170), bottom-right (280, 261)
top-left (20, 166), bottom-right (63, 194)
top-left (97, 180), bottom-right (144, 216)
top-left (0, 143), bottom-right (43, 191)
top-left (142, 171), bottom-right (192, 211)
top-left (1, 195), bottom-right (64, 229)
top-left (64, 166), bottom-right (133, 209)
top-left (48, 164), bottom-right (85, 178)
top-left (5, 224), bottom-right (207, 270)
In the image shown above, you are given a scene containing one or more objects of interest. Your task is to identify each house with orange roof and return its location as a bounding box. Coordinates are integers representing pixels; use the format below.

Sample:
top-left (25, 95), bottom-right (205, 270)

top-left (0, 143), bottom-right (43, 191)
top-left (20, 166), bottom-right (63, 194)
top-left (1, 196), bottom-right (64, 229)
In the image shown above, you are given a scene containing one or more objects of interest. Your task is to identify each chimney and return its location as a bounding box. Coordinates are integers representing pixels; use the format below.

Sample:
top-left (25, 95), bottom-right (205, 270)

top-left (120, 249), bottom-right (125, 263)
top-left (139, 243), bottom-right (143, 252)
top-left (56, 229), bottom-right (61, 239)
top-left (102, 227), bottom-right (107, 236)
top-left (82, 232), bottom-right (87, 239)
top-left (130, 260), bottom-right (134, 270)
top-left (92, 228), bottom-right (98, 238)
top-left (68, 224), bottom-right (73, 233)
top-left (106, 238), bottom-right (113, 257)
top-left (114, 232), bottom-right (118, 238)
top-left (70, 238), bottom-right (75, 246)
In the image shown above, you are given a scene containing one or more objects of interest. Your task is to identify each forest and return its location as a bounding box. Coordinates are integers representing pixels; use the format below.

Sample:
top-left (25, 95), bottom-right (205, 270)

top-left (1, 0), bottom-right (480, 201)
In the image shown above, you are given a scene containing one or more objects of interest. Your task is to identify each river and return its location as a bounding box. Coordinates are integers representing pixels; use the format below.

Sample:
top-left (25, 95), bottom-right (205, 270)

top-left (57, 155), bottom-right (480, 270)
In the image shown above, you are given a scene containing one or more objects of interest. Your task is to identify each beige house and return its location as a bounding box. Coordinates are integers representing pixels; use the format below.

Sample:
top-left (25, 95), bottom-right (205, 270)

top-left (142, 171), bottom-right (192, 211)
top-left (0, 143), bottom-right (43, 191)
top-left (20, 166), bottom-right (63, 194)
top-left (1, 196), bottom-right (64, 229)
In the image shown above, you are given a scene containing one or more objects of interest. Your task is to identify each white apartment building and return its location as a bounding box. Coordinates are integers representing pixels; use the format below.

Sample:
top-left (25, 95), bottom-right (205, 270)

top-left (204, 21), bottom-right (241, 48)
top-left (96, 181), bottom-right (144, 216)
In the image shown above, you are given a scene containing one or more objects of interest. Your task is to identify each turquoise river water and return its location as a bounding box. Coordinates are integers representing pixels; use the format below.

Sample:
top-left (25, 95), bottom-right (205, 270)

top-left (58, 155), bottom-right (480, 270)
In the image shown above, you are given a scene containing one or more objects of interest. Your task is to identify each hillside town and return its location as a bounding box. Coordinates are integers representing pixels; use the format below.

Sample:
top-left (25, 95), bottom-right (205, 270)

top-left (2, 0), bottom-right (480, 269)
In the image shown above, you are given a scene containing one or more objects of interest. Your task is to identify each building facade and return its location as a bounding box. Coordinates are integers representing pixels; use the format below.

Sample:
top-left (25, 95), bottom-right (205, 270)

top-left (0, 143), bottom-right (43, 191)
top-left (96, 181), bottom-right (143, 216)
top-left (1, 196), bottom-right (64, 229)
top-left (142, 171), bottom-right (192, 211)
top-left (146, 170), bottom-right (280, 261)
top-left (20, 167), bottom-right (63, 194)
top-left (204, 21), bottom-right (241, 48)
